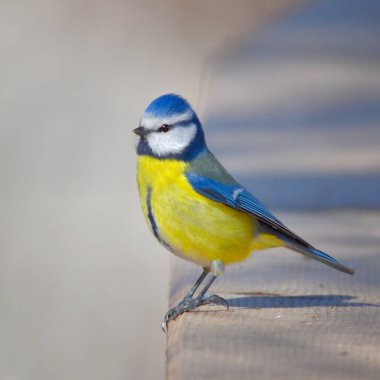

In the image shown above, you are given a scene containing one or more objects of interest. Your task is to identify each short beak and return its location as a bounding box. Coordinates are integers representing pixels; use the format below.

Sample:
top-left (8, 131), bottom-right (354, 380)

top-left (133, 126), bottom-right (148, 136)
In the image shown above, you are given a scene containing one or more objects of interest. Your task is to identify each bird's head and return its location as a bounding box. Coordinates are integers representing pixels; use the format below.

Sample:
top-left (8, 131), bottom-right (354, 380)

top-left (134, 94), bottom-right (206, 160)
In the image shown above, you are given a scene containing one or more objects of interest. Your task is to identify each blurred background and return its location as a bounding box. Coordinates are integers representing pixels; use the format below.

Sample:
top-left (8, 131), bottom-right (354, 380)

top-left (1, 0), bottom-right (379, 379)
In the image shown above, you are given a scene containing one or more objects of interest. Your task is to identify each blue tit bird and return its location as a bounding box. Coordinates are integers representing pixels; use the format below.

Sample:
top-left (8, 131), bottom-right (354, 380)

top-left (134, 94), bottom-right (354, 332)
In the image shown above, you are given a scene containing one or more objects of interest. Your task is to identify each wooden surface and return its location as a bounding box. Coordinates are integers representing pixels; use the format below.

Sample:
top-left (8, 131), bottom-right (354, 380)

top-left (166, 211), bottom-right (380, 379)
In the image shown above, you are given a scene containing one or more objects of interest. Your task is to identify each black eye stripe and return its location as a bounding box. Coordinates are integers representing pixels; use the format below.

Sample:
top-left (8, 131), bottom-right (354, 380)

top-left (158, 124), bottom-right (171, 133)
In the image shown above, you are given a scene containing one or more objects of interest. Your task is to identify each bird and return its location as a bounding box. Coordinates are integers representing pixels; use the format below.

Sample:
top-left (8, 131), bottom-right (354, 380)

top-left (134, 94), bottom-right (354, 332)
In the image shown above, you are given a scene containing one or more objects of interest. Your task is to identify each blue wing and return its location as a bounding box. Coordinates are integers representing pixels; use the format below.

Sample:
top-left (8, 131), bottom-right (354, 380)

top-left (185, 170), bottom-right (354, 274)
top-left (185, 171), bottom-right (310, 247)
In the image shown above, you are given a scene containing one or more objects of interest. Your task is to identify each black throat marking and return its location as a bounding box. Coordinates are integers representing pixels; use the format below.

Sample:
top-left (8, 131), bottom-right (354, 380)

top-left (146, 187), bottom-right (172, 251)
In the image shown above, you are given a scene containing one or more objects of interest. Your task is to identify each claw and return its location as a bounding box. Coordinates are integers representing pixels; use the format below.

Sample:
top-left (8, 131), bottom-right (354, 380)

top-left (161, 294), bottom-right (229, 333)
top-left (161, 319), bottom-right (168, 333)
top-left (202, 294), bottom-right (229, 309)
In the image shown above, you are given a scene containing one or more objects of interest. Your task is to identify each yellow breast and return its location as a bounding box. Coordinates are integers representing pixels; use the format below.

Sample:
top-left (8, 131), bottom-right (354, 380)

top-left (137, 156), bottom-right (255, 267)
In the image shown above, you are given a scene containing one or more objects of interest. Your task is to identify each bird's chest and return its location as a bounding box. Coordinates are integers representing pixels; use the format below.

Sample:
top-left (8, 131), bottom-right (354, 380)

top-left (136, 156), bottom-right (196, 242)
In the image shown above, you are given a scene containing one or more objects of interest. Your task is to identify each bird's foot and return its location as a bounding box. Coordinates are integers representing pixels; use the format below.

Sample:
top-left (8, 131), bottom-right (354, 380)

top-left (161, 294), bottom-right (228, 332)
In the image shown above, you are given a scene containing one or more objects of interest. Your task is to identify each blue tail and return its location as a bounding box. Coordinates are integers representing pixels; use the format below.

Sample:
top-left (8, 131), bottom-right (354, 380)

top-left (258, 222), bottom-right (354, 275)
top-left (289, 245), bottom-right (354, 275)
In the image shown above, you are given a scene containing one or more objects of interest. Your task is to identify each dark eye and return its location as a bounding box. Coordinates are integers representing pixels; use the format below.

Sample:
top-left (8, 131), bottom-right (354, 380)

top-left (158, 124), bottom-right (171, 133)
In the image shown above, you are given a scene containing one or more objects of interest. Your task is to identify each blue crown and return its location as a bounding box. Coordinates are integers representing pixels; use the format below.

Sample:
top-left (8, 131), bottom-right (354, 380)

top-left (144, 94), bottom-right (192, 118)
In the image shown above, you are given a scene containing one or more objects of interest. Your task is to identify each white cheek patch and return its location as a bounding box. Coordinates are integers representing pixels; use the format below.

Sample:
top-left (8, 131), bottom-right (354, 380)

top-left (147, 123), bottom-right (197, 157)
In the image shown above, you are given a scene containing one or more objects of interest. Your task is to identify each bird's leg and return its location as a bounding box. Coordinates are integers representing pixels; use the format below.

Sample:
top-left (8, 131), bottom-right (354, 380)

top-left (162, 261), bottom-right (228, 332)
top-left (182, 267), bottom-right (210, 301)
top-left (162, 268), bottom-right (209, 332)
top-left (193, 260), bottom-right (229, 311)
